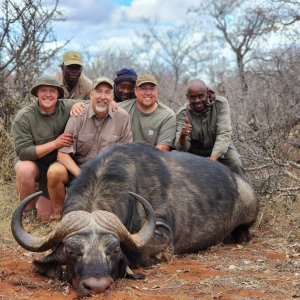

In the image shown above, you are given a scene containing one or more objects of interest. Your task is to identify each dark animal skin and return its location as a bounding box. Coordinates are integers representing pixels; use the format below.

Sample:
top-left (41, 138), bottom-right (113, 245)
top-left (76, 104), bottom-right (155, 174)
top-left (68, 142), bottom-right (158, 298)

top-left (11, 142), bottom-right (258, 297)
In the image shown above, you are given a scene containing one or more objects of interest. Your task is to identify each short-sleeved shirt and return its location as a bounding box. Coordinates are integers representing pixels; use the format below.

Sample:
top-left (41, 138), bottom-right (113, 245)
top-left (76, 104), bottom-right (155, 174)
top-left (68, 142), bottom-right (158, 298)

top-left (54, 71), bottom-right (92, 100)
top-left (59, 104), bottom-right (132, 165)
top-left (175, 96), bottom-right (232, 158)
top-left (119, 99), bottom-right (176, 147)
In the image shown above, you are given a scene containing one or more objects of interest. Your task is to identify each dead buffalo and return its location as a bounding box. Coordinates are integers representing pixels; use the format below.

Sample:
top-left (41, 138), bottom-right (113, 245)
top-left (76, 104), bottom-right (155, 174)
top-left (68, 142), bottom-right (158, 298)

top-left (11, 142), bottom-right (258, 297)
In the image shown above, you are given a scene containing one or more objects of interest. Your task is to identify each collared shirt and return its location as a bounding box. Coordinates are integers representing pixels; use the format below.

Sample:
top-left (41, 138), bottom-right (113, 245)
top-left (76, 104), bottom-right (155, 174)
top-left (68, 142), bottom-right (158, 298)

top-left (59, 104), bottom-right (132, 164)
top-left (119, 99), bottom-right (176, 147)
top-left (54, 71), bottom-right (92, 100)
top-left (175, 95), bottom-right (232, 158)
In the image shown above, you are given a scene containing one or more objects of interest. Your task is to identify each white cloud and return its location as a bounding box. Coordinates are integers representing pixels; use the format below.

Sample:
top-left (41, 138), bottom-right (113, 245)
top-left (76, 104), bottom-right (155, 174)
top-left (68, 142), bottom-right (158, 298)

top-left (51, 0), bottom-right (202, 53)
top-left (112, 0), bottom-right (199, 24)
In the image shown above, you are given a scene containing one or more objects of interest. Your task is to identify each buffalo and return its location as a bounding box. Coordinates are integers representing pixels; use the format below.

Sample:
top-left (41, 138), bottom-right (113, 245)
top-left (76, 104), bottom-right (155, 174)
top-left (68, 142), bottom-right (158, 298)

top-left (11, 142), bottom-right (258, 297)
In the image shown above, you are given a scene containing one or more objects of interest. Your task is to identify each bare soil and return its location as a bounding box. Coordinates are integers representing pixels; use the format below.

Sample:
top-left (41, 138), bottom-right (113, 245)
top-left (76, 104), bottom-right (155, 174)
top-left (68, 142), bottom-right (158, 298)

top-left (1, 227), bottom-right (299, 300)
top-left (1, 182), bottom-right (299, 299)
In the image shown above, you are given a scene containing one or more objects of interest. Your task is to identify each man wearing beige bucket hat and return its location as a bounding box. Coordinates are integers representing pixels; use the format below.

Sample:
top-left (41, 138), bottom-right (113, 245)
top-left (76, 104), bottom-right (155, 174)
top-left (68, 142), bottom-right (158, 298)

top-left (54, 51), bottom-right (92, 100)
top-left (13, 74), bottom-right (85, 223)
top-left (47, 76), bottom-right (132, 220)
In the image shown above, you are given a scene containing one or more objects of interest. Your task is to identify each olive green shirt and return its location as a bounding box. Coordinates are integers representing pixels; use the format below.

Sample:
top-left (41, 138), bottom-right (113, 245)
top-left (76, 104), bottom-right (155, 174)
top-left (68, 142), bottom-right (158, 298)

top-left (175, 96), bottom-right (232, 158)
top-left (13, 99), bottom-right (76, 167)
top-left (60, 104), bottom-right (133, 165)
top-left (54, 71), bottom-right (92, 100)
top-left (119, 99), bottom-right (176, 147)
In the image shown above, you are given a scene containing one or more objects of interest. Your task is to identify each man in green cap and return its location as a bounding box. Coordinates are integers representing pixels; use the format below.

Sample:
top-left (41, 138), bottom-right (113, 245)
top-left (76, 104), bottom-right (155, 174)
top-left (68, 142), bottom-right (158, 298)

top-left (47, 76), bottom-right (132, 220)
top-left (13, 75), bottom-right (84, 222)
top-left (119, 74), bottom-right (176, 151)
top-left (54, 50), bottom-right (92, 100)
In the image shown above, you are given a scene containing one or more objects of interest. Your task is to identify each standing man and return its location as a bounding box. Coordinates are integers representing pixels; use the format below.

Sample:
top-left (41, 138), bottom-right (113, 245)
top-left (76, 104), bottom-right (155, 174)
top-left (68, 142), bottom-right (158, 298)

top-left (175, 79), bottom-right (245, 177)
top-left (113, 67), bottom-right (138, 102)
top-left (47, 77), bottom-right (132, 219)
top-left (54, 51), bottom-right (92, 100)
top-left (13, 75), bottom-right (83, 222)
top-left (119, 74), bottom-right (176, 151)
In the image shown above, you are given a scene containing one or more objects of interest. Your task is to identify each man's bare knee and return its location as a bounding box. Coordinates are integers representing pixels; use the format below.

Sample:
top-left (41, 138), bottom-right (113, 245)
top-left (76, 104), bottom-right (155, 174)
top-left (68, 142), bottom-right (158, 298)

top-left (47, 163), bottom-right (68, 184)
top-left (15, 161), bottom-right (39, 179)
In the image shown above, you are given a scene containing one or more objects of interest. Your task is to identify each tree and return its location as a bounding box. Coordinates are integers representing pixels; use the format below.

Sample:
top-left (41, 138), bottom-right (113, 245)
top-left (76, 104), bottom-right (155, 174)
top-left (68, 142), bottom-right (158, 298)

top-left (270, 0), bottom-right (300, 26)
top-left (190, 0), bottom-right (279, 94)
top-left (135, 19), bottom-right (209, 108)
top-left (0, 0), bottom-right (67, 128)
top-left (83, 48), bottom-right (138, 80)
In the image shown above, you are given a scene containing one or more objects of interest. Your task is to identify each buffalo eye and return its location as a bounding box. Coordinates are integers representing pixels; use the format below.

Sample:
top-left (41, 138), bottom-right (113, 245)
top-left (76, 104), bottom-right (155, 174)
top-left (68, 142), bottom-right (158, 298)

top-left (64, 247), bottom-right (73, 255)
top-left (107, 247), bottom-right (121, 257)
top-left (64, 246), bottom-right (82, 258)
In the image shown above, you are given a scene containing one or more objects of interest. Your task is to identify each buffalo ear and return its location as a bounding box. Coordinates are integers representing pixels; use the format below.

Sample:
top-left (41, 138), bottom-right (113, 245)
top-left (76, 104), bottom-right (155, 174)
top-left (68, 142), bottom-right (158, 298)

top-left (33, 246), bottom-right (66, 279)
top-left (115, 256), bottom-right (128, 279)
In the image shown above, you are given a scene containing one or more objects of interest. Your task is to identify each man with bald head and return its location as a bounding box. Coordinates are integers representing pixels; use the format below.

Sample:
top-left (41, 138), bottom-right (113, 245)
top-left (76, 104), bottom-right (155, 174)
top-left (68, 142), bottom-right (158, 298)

top-left (175, 79), bottom-right (245, 177)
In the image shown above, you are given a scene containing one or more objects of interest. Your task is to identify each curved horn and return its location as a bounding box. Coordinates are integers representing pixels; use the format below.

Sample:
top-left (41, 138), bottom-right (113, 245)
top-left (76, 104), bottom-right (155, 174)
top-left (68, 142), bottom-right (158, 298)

top-left (11, 192), bottom-right (89, 252)
top-left (127, 191), bottom-right (156, 248)
top-left (11, 191), bottom-right (61, 252)
top-left (93, 191), bottom-right (156, 249)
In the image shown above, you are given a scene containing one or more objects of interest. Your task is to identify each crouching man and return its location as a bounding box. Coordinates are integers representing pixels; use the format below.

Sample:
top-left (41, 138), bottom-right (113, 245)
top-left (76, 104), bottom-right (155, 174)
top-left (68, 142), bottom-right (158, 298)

top-left (13, 75), bottom-right (84, 222)
top-left (47, 77), bottom-right (132, 220)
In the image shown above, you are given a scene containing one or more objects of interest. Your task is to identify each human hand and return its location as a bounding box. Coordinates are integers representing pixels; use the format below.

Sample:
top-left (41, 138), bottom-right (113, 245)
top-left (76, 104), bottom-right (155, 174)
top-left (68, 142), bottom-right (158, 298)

top-left (111, 100), bottom-right (118, 112)
top-left (209, 155), bottom-right (218, 161)
top-left (70, 102), bottom-right (85, 116)
top-left (55, 133), bottom-right (73, 149)
top-left (181, 117), bottom-right (193, 136)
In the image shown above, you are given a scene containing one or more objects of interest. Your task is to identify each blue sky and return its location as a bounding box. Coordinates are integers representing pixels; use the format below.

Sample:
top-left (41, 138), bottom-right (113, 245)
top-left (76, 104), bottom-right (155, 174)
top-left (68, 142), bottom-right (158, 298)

top-left (112, 0), bottom-right (131, 5)
top-left (51, 0), bottom-right (200, 54)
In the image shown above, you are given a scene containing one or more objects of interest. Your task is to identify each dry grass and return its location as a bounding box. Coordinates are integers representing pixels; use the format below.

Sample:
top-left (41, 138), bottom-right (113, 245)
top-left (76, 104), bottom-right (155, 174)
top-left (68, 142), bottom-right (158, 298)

top-left (255, 192), bottom-right (300, 242)
top-left (0, 181), bottom-right (18, 243)
top-left (0, 121), bottom-right (15, 182)
top-left (0, 181), bottom-right (57, 244)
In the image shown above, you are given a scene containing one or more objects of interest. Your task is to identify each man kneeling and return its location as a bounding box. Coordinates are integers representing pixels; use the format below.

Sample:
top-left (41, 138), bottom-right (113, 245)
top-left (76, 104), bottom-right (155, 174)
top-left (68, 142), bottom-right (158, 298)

top-left (47, 77), bottom-right (132, 220)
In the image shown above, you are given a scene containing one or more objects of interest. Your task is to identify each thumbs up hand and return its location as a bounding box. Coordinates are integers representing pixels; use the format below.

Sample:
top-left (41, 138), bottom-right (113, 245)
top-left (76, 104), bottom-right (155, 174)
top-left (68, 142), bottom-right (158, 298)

top-left (181, 117), bottom-right (192, 136)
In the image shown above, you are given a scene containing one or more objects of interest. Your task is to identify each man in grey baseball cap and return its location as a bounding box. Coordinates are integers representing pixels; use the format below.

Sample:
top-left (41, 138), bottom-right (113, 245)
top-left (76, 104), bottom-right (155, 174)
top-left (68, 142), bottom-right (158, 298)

top-left (47, 76), bottom-right (133, 220)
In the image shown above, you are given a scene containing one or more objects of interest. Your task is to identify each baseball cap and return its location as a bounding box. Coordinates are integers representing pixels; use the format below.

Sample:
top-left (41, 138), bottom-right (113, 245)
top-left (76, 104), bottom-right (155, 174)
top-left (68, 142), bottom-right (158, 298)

top-left (92, 76), bottom-right (114, 89)
top-left (63, 51), bottom-right (83, 66)
top-left (136, 74), bottom-right (158, 87)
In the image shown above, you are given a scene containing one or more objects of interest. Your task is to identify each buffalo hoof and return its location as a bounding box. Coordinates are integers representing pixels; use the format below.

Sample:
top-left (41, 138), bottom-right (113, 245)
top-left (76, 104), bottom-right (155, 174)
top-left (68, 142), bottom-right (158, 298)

top-left (231, 225), bottom-right (252, 243)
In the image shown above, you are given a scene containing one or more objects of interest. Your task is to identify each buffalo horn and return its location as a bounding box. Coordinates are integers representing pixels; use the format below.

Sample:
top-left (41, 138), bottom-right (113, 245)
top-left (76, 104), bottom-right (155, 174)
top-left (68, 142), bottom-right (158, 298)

top-left (93, 191), bottom-right (156, 249)
top-left (11, 192), bottom-right (90, 252)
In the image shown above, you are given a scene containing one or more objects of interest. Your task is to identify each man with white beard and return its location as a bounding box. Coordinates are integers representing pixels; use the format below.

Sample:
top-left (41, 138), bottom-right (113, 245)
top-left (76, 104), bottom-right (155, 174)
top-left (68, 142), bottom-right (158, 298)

top-left (47, 77), bottom-right (132, 220)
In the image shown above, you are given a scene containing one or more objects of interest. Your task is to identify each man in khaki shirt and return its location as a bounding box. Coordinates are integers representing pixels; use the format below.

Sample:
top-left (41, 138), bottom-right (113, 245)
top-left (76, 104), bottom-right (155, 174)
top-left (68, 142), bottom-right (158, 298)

top-left (47, 77), bottom-right (132, 219)
top-left (175, 79), bottom-right (244, 177)
top-left (54, 51), bottom-right (92, 100)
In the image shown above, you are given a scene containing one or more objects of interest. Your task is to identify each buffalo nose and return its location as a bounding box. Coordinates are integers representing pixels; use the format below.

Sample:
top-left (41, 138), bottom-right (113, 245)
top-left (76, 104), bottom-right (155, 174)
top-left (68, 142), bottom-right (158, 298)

top-left (79, 277), bottom-right (114, 296)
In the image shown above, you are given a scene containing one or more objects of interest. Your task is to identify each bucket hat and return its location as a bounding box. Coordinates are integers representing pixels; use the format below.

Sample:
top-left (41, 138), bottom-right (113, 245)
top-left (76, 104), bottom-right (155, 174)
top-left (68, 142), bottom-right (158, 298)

top-left (31, 75), bottom-right (64, 99)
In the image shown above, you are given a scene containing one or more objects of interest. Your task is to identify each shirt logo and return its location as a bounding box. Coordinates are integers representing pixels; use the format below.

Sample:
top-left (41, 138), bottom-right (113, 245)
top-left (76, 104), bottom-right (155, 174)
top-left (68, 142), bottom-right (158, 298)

top-left (149, 130), bottom-right (154, 135)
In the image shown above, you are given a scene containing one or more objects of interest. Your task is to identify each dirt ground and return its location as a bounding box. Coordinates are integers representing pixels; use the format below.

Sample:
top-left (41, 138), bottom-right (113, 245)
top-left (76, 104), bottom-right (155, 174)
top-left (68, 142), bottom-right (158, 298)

top-left (1, 227), bottom-right (299, 300)
top-left (1, 183), bottom-right (299, 299)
